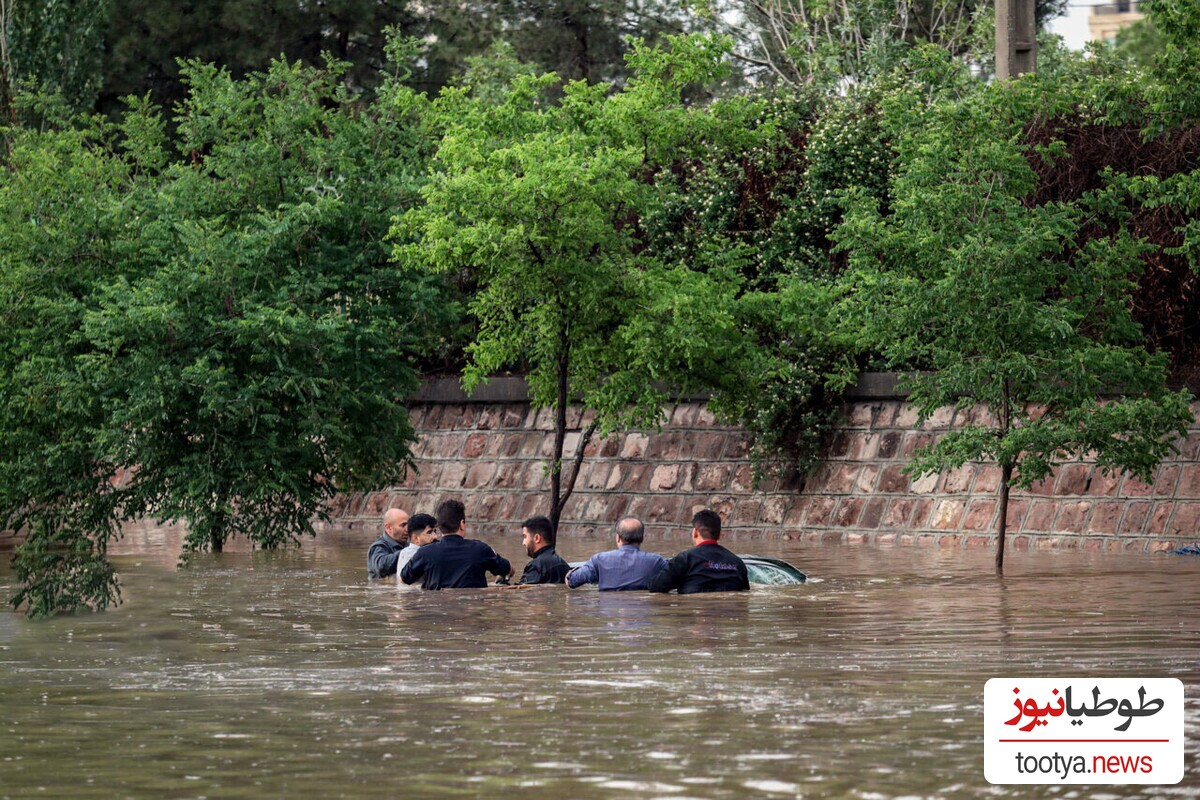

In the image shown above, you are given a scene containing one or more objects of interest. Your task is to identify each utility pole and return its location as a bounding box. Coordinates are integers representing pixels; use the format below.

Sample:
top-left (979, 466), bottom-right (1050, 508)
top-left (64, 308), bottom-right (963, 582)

top-left (996, 0), bottom-right (1037, 79)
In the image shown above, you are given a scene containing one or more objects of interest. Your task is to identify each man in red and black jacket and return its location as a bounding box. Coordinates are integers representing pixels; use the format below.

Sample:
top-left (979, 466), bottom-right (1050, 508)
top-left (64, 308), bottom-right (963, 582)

top-left (648, 509), bottom-right (750, 594)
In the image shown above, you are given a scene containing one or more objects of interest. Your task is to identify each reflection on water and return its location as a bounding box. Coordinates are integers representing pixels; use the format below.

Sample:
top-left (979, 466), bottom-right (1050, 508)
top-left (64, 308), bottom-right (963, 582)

top-left (1, 525), bottom-right (1198, 798)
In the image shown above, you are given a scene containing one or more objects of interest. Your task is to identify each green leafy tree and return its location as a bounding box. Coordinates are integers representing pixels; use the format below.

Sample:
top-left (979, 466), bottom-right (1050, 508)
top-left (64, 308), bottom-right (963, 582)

top-left (483, 0), bottom-right (692, 83)
top-left (97, 0), bottom-right (425, 114)
top-left (837, 54), bottom-right (1193, 571)
top-left (0, 99), bottom-right (134, 615)
top-left (1141, 0), bottom-right (1200, 134)
top-left (1112, 18), bottom-right (1161, 69)
top-left (0, 0), bottom-right (109, 120)
top-left (89, 0), bottom-right (694, 118)
top-left (0, 52), bottom-right (449, 615)
top-left (396, 34), bottom-right (761, 530)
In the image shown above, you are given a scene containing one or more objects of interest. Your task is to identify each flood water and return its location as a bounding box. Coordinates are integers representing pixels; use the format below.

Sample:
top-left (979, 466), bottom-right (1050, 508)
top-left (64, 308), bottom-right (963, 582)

top-left (1, 525), bottom-right (1197, 798)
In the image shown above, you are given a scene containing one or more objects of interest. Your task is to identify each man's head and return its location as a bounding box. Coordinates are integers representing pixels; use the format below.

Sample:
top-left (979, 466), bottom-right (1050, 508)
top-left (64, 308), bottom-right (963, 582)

top-left (383, 508), bottom-right (410, 543)
top-left (615, 516), bottom-right (645, 547)
top-left (435, 499), bottom-right (466, 535)
top-left (521, 515), bottom-right (555, 557)
top-left (691, 508), bottom-right (722, 542)
top-left (407, 513), bottom-right (439, 547)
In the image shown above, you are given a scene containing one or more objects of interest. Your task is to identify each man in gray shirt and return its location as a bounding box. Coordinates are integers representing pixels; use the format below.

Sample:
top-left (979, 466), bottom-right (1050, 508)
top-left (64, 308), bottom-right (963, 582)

top-left (367, 507), bottom-right (409, 578)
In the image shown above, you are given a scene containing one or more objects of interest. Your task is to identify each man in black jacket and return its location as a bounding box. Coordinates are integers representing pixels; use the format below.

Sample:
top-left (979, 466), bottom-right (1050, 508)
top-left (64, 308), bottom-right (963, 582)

top-left (517, 515), bottom-right (570, 585)
top-left (400, 499), bottom-right (513, 589)
top-left (648, 509), bottom-right (750, 594)
top-left (367, 507), bottom-right (409, 578)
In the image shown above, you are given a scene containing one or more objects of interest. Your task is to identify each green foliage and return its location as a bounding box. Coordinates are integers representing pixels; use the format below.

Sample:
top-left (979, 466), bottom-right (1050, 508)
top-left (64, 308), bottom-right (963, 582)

top-left (3, 0), bottom-right (110, 114)
top-left (635, 84), bottom-right (879, 479)
top-left (397, 34), bottom-right (774, 520)
top-left (479, 0), bottom-right (692, 84)
top-left (706, 283), bottom-right (856, 482)
top-left (1112, 18), bottom-right (1162, 69)
top-left (0, 51), bottom-right (449, 614)
top-left (1142, 0), bottom-right (1200, 134)
top-left (836, 67), bottom-right (1193, 557)
top-left (0, 112), bottom-right (133, 614)
top-left (76, 0), bottom-right (693, 118)
top-left (97, 0), bottom-right (423, 113)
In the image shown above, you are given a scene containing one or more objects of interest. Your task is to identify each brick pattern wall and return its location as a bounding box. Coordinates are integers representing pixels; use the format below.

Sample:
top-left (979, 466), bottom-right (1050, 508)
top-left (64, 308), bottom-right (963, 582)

top-left (332, 399), bottom-right (1200, 552)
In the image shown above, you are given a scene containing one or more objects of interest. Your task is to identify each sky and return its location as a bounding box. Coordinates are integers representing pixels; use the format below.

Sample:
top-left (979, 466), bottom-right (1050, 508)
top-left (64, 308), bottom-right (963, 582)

top-left (1045, 1), bottom-right (1112, 50)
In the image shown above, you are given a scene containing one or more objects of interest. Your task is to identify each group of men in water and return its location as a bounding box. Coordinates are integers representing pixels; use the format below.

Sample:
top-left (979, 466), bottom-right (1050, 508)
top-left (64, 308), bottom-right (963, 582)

top-left (368, 500), bottom-right (751, 594)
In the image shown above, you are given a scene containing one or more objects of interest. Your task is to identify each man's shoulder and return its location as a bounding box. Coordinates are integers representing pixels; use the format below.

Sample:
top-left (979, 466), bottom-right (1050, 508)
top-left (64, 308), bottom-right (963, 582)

top-left (413, 539), bottom-right (447, 559)
top-left (704, 543), bottom-right (745, 562)
top-left (370, 535), bottom-right (403, 554)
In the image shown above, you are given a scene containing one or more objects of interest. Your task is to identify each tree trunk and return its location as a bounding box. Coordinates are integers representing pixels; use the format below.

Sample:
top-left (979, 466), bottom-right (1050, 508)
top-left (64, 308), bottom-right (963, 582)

top-left (996, 461), bottom-right (1012, 573)
top-left (209, 509), bottom-right (226, 553)
top-left (549, 342), bottom-right (569, 533)
top-left (556, 420), bottom-right (598, 530)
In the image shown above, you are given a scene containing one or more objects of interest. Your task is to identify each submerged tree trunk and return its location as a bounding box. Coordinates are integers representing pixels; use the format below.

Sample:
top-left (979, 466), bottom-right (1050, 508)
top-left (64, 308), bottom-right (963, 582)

top-left (208, 508), bottom-right (227, 553)
top-left (996, 461), bottom-right (1013, 573)
top-left (995, 380), bottom-right (1012, 574)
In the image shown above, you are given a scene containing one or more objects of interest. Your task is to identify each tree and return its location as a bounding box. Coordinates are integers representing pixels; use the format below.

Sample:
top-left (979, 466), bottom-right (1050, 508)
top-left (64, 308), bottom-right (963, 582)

top-left (709, 0), bottom-right (1065, 87)
top-left (88, 0), bottom-right (696, 120)
top-left (396, 34), bottom-right (763, 531)
top-left (0, 95), bottom-right (135, 615)
top-left (0, 51), bottom-right (451, 615)
top-left (0, 0), bottom-right (109, 119)
top-left (836, 49), bottom-right (1193, 571)
top-left (97, 0), bottom-right (426, 114)
top-left (481, 0), bottom-right (692, 84)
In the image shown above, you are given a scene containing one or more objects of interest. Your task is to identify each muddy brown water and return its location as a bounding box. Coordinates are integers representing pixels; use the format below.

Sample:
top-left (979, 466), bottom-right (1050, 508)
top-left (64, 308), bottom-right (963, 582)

top-left (1, 524), bottom-right (1197, 798)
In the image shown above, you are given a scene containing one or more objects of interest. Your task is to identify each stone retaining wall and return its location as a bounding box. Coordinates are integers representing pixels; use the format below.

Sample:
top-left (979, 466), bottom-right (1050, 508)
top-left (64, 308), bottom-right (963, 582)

top-left (334, 382), bottom-right (1200, 551)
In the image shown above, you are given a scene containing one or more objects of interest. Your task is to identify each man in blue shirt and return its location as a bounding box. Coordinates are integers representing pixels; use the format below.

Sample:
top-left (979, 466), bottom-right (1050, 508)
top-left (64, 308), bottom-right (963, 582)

top-left (400, 499), bottom-right (513, 589)
top-left (566, 516), bottom-right (667, 591)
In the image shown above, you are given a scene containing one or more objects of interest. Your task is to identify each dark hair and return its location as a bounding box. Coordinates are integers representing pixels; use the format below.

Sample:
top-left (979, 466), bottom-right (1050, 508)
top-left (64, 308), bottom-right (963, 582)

top-left (615, 516), bottom-right (644, 544)
top-left (522, 515), bottom-right (555, 546)
top-left (407, 513), bottom-right (437, 535)
top-left (692, 509), bottom-right (722, 539)
top-left (436, 499), bottom-right (466, 534)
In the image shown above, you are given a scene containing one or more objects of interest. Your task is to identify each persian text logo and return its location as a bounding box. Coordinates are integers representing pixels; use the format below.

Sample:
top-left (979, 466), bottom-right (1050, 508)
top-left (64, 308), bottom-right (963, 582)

top-left (984, 678), bottom-right (1184, 785)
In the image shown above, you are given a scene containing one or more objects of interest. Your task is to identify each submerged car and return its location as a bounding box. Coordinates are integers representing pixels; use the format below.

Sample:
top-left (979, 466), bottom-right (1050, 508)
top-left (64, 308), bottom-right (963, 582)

top-left (742, 555), bottom-right (807, 585)
top-left (564, 555), bottom-right (807, 586)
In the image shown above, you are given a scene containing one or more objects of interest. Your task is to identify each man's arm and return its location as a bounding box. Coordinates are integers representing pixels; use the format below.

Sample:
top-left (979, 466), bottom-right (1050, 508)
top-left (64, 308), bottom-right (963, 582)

top-left (517, 560), bottom-right (540, 585)
top-left (486, 548), bottom-right (512, 579)
top-left (368, 540), bottom-right (400, 579)
top-left (646, 553), bottom-right (683, 593)
top-left (399, 550), bottom-right (424, 585)
top-left (566, 558), bottom-right (598, 589)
